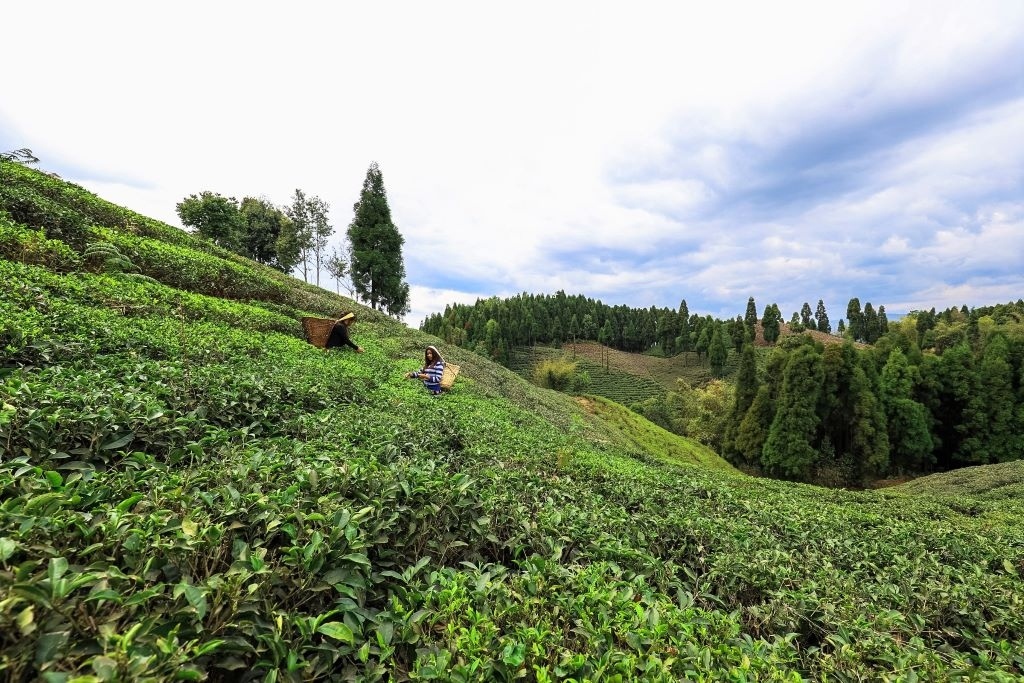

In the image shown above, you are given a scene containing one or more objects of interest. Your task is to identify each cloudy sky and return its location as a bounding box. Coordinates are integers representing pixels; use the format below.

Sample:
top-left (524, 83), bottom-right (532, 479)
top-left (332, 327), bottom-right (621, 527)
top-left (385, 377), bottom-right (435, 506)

top-left (3, 1), bottom-right (1022, 326)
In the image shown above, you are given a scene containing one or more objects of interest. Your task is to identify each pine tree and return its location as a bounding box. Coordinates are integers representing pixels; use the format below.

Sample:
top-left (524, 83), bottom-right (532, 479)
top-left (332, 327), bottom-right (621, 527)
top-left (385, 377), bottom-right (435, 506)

top-left (709, 323), bottom-right (728, 376)
top-left (800, 302), bottom-right (813, 328)
top-left (960, 335), bottom-right (1018, 463)
top-left (878, 305), bottom-right (889, 336)
top-left (677, 300), bottom-right (691, 352)
top-left (762, 345), bottom-right (824, 478)
top-left (762, 303), bottom-right (782, 343)
top-left (734, 386), bottom-right (774, 465)
top-left (846, 298), bottom-right (863, 341)
top-left (863, 302), bottom-right (879, 343)
top-left (880, 349), bottom-right (934, 472)
top-left (723, 339), bottom-right (759, 459)
top-left (744, 297), bottom-right (758, 340)
top-left (817, 342), bottom-right (889, 479)
top-left (815, 299), bottom-right (831, 334)
top-left (347, 162), bottom-right (410, 315)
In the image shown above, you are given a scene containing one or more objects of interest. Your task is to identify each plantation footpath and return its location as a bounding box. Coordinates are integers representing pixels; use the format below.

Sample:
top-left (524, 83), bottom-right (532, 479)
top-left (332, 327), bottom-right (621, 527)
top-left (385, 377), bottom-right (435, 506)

top-left (2, 160), bottom-right (1024, 681)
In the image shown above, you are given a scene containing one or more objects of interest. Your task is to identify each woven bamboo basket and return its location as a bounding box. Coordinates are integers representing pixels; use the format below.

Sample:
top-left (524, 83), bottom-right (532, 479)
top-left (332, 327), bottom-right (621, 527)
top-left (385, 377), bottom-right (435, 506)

top-left (302, 316), bottom-right (341, 349)
top-left (440, 363), bottom-right (460, 390)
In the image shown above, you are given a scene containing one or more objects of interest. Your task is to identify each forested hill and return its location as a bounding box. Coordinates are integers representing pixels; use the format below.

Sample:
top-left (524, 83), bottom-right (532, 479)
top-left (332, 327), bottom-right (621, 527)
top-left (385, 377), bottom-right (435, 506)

top-left (2, 158), bottom-right (1024, 681)
top-left (424, 287), bottom-right (1024, 488)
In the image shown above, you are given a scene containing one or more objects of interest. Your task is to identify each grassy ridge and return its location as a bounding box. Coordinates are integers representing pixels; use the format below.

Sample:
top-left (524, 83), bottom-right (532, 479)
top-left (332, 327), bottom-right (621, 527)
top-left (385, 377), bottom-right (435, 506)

top-left (2, 161), bottom-right (1024, 681)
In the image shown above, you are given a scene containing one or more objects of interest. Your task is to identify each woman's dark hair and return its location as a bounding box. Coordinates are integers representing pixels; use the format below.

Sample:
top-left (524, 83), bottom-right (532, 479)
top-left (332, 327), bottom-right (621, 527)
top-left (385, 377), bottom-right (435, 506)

top-left (424, 345), bottom-right (444, 365)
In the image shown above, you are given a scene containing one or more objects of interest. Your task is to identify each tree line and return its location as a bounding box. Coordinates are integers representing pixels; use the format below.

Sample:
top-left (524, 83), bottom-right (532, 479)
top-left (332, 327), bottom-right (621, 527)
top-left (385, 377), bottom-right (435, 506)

top-left (420, 292), bottom-right (841, 374)
top-left (175, 162), bottom-right (410, 316)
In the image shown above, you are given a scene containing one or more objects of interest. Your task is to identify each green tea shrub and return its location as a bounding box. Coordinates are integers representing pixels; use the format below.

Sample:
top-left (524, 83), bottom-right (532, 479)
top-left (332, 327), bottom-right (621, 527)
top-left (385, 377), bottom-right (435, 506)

top-left (0, 214), bottom-right (81, 271)
top-left (532, 358), bottom-right (585, 392)
top-left (0, 182), bottom-right (89, 250)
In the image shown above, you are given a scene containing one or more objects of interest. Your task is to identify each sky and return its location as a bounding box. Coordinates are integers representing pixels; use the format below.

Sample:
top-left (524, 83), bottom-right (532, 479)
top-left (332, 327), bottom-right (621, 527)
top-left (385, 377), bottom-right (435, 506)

top-left (2, 1), bottom-right (1022, 327)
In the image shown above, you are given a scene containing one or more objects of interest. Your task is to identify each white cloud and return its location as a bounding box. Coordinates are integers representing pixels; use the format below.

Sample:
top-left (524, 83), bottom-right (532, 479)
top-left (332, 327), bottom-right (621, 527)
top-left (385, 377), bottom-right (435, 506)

top-left (2, 0), bottom-right (1022, 327)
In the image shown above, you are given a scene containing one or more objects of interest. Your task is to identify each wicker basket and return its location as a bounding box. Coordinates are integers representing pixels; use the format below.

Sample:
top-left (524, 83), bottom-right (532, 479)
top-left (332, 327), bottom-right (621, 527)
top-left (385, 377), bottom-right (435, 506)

top-left (440, 363), bottom-right (460, 390)
top-left (302, 316), bottom-right (341, 349)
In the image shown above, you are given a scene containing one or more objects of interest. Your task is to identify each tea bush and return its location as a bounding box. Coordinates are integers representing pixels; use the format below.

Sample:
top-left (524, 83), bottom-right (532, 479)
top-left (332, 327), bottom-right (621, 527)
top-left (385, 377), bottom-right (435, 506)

top-left (2, 162), bottom-right (1023, 681)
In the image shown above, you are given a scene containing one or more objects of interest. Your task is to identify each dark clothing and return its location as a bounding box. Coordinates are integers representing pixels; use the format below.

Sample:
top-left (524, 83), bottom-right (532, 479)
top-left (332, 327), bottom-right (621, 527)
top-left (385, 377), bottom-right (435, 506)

top-left (326, 322), bottom-right (358, 350)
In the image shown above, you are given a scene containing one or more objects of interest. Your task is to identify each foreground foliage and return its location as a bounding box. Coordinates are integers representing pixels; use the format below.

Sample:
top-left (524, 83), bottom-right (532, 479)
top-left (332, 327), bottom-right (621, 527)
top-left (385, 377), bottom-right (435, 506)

top-left (2, 160), bottom-right (1024, 681)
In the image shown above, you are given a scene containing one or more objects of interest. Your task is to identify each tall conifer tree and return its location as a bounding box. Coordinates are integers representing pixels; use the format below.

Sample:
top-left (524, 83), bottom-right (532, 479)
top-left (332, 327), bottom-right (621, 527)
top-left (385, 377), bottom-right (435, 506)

top-left (348, 162), bottom-right (410, 315)
top-left (744, 297), bottom-right (758, 339)
top-left (763, 345), bottom-right (824, 478)
top-left (815, 299), bottom-right (831, 334)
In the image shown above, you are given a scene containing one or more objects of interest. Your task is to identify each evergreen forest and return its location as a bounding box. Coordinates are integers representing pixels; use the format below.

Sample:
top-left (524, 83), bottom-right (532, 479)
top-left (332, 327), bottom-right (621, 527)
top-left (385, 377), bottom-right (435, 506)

top-left (422, 293), bottom-right (1024, 486)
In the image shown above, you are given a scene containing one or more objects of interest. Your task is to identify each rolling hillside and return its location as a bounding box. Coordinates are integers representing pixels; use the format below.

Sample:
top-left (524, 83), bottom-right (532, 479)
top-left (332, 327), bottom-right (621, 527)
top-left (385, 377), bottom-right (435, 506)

top-left (2, 159), bottom-right (1023, 681)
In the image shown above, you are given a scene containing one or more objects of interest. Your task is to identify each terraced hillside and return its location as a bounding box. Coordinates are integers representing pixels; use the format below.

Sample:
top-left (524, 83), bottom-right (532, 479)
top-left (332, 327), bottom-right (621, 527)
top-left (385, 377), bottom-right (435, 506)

top-left (2, 160), bottom-right (1023, 681)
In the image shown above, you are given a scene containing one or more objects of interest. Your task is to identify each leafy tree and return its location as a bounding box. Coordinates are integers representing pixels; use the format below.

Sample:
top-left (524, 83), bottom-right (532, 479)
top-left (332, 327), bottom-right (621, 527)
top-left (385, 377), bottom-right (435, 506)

top-left (789, 311), bottom-right (803, 332)
top-left (274, 218), bottom-right (303, 276)
top-left (671, 379), bottom-right (733, 451)
top-left (695, 324), bottom-right (711, 360)
top-left (176, 192), bottom-right (243, 251)
top-left (837, 319), bottom-right (846, 336)
top-left (324, 243), bottom-right (352, 295)
top-left (347, 162), bottom-right (410, 316)
top-left (762, 344), bottom-right (824, 478)
top-left (569, 314), bottom-right (580, 345)
top-left (238, 197), bottom-right (291, 270)
top-left (285, 189), bottom-right (316, 282)
top-left (580, 313), bottom-right (595, 340)
top-left (815, 299), bottom-right (831, 334)
top-left (307, 194), bottom-right (333, 287)
top-left (915, 308), bottom-right (937, 348)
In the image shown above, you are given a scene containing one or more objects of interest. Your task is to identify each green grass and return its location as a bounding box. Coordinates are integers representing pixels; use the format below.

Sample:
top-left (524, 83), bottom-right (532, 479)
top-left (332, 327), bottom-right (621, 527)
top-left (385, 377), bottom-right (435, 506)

top-left (576, 395), bottom-right (737, 473)
top-left (2, 159), bottom-right (1024, 681)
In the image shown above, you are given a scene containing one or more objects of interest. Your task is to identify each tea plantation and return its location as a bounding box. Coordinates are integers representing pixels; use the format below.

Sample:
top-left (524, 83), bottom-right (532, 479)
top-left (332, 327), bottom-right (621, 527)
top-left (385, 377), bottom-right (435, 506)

top-left (2, 160), bottom-right (1024, 681)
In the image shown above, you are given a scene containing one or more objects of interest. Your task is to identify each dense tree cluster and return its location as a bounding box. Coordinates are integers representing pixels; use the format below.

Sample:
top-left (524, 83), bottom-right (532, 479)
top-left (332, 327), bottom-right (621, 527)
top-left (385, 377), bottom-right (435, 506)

top-left (422, 294), bottom-right (837, 369)
top-left (720, 300), bottom-right (1024, 483)
top-left (421, 292), bottom-right (745, 369)
top-left (174, 163), bottom-right (409, 314)
top-left (175, 191), bottom-right (317, 276)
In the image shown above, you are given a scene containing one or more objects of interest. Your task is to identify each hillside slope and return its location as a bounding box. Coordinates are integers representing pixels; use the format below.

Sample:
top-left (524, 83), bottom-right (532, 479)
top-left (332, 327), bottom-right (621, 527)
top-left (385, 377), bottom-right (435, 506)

top-left (2, 160), bottom-right (1024, 681)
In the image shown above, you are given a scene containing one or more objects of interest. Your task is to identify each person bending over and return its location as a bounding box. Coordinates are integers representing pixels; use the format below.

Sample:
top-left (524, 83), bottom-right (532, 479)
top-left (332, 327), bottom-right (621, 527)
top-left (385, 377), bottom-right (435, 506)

top-left (325, 312), bottom-right (364, 353)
